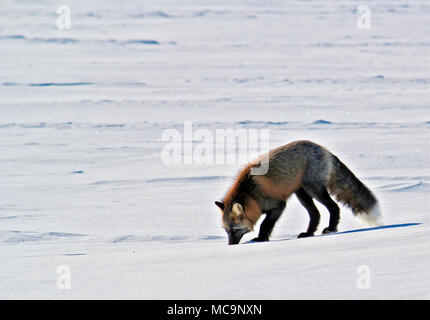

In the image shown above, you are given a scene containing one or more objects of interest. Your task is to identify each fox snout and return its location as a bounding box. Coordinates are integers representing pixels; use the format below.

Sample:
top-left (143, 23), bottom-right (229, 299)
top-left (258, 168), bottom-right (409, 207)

top-left (228, 228), bottom-right (250, 245)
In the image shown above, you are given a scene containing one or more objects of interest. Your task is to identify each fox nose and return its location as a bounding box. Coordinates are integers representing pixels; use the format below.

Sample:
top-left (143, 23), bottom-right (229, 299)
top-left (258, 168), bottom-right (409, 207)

top-left (228, 235), bottom-right (240, 245)
top-left (228, 229), bottom-right (248, 245)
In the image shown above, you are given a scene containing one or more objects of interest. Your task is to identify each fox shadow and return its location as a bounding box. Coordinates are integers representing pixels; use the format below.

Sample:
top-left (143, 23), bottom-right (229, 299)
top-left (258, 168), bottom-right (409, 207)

top-left (245, 222), bottom-right (422, 244)
top-left (322, 222), bottom-right (422, 237)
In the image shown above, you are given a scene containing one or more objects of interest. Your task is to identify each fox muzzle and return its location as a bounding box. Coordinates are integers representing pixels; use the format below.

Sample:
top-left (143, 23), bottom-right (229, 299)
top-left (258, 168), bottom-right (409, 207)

top-left (228, 228), bottom-right (250, 245)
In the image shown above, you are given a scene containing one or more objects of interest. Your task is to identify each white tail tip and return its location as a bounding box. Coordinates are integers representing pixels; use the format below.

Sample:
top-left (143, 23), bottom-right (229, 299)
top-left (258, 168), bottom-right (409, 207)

top-left (358, 203), bottom-right (383, 226)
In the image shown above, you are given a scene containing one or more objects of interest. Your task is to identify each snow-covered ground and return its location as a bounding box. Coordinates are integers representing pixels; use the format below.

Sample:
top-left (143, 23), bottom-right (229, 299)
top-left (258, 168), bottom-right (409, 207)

top-left (1, 0), bottom-right (429, 299)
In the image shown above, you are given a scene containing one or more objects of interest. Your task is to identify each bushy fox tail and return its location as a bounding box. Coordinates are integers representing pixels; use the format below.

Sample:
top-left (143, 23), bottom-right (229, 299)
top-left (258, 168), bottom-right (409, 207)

top-left (327, 155), bottom-right (382, 226)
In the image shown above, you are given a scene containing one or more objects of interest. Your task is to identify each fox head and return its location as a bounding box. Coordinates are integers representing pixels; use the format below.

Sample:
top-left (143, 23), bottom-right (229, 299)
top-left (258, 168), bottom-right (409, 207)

top-left (215, 201), bottom-right (252, 245)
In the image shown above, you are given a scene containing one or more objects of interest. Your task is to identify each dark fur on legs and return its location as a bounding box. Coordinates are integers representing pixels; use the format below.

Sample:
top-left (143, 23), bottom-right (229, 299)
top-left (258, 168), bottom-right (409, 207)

top-left (316, 189), bottom-right (340, 234)
top-left (295, 188), bottom-right (320, 238)
top-left (252, 202), bottom-right (286, 242)
top-left (298, 182), bottom-right (340, 236)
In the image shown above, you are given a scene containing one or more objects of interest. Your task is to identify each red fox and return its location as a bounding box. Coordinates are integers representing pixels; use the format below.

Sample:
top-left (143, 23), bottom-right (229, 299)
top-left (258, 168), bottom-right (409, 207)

top-left (215, 140), bottom-right (382, 245)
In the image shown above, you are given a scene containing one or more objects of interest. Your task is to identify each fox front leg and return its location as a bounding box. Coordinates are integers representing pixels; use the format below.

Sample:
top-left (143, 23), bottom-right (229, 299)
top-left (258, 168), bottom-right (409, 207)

top-left (252, 202), bottom-right (286, 242)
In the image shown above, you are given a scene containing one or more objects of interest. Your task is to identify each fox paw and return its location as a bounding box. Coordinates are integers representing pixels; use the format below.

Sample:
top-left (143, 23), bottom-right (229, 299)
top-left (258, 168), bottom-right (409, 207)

top-left (322, 227), bottom-right (337, 234)
top-left (251, 237), bottom-right (268, 242)
top-left (297, 232), bottom-right (314, 238)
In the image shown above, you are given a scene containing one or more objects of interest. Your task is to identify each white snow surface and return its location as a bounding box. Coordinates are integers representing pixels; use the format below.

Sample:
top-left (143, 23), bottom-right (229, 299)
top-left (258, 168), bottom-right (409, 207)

top-left (1, 0), bottom-right (430, 299)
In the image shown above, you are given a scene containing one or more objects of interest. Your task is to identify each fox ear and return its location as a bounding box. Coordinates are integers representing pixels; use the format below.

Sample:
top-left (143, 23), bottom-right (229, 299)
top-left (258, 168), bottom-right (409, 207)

top-left (232, 203), bottom-right (244, 217)
top-left (214, 201), bottom-right (224, 210)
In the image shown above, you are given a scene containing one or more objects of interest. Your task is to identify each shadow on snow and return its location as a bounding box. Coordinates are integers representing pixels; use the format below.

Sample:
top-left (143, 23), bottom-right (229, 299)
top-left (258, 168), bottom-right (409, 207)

top-left (328, 222), bottom-right (422, 236)
top-left (245, 222), bottom-right (422, 244)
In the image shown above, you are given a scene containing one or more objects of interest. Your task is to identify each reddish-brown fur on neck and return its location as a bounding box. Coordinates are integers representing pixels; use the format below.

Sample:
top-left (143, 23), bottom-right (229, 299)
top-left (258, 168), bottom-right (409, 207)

top-left (221, 163), bottom-right (254, 208)
top-left (221, 163), bottom-right (263, 229)
top-left (242, 195), bottom-right (261, 230)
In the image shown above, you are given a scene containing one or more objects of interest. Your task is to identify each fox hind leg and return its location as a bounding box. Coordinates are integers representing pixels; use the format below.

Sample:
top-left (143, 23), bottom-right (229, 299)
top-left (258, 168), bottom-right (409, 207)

top-left (300, 155), bottom-right (340, 234)
top-left (317, 189), bottom-right (340, 234)
top-left (295, 188), bottom-right (320, 238)
top-left (308, 187), bottom-right (340, 234)
top-left (300, 175), bottom-right (340, 234)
